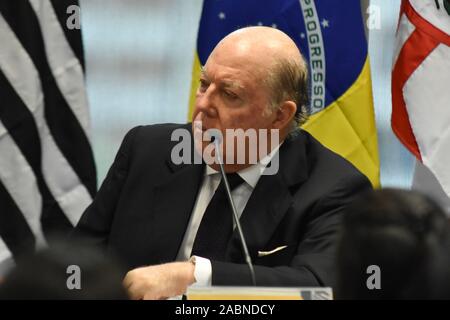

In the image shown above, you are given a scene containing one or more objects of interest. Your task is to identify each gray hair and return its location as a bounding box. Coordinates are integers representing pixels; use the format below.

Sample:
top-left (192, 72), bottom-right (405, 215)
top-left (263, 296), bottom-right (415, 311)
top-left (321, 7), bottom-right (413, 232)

top-left (265, 55), bottom-right (310, 132)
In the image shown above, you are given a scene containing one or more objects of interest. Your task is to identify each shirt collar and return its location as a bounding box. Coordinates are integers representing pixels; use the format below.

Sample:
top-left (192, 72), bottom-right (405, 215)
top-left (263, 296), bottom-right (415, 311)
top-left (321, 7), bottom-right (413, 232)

top-left (205, 142), bottom-right (283, 189)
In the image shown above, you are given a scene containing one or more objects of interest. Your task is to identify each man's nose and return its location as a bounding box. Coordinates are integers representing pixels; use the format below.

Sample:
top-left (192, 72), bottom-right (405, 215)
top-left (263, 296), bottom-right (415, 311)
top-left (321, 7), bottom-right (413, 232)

top-left (196, 86), bottom-right (218, 118)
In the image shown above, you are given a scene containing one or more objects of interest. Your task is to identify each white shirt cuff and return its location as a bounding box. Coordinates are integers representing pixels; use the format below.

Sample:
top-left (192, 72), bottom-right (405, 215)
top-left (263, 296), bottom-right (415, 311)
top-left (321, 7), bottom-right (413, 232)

top-left (191, 255), bottom-right (212, 287)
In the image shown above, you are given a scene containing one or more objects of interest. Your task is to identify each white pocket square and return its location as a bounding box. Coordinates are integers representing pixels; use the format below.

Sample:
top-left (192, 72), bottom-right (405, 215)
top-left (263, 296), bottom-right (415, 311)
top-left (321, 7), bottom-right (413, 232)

top-left (257, 245), bottom-right (288, 257)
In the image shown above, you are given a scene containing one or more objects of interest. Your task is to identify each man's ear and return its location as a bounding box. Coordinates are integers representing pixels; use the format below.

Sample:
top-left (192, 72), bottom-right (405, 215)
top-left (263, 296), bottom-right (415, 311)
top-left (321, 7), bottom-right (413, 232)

top-left (272, 101), bottom-right (297, 130)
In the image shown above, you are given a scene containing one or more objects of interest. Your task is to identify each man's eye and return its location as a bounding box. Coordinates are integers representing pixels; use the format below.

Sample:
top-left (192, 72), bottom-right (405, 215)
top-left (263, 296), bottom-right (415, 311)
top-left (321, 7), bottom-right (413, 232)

top-left (199, 79), bottom-right (208, 92)
top-left (224, 90), bottom-right (238, 100)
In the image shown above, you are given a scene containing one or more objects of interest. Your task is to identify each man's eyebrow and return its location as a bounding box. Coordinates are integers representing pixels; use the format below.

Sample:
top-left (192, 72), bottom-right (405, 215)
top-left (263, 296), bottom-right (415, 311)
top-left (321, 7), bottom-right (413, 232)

top-left (200, 67), bottom-right (243, 90)
top-left (222, 80), bottom-right (244, 90)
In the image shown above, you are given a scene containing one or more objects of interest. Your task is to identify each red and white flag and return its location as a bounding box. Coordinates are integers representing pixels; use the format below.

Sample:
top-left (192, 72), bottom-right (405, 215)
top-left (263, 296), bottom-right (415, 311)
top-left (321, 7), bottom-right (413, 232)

top-left (392, 0), bottom-right (450, 197)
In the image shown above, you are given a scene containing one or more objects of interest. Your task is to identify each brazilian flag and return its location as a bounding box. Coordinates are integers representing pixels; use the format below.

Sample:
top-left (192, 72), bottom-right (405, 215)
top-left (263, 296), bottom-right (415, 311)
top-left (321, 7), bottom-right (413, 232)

top-left (188, 0), bottom-right (380, 187)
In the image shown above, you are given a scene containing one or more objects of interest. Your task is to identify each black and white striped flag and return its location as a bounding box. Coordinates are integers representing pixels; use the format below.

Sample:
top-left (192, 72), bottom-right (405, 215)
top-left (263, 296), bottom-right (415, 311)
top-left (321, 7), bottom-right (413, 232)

top-left (0, 0), bottom-right (96, 269)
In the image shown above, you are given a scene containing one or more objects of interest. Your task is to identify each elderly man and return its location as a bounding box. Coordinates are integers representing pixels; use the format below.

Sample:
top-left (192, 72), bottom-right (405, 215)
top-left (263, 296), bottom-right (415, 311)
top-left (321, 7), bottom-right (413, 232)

top-left (74, 27), bottom-right (371, 299)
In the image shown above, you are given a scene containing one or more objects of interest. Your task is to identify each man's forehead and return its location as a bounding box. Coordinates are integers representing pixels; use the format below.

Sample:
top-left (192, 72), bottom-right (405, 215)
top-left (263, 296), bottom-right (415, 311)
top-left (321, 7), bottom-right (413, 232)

top-left (201, 66), bottom-right (247, 87)
top-left (201, 61), bottom-right (264, 88)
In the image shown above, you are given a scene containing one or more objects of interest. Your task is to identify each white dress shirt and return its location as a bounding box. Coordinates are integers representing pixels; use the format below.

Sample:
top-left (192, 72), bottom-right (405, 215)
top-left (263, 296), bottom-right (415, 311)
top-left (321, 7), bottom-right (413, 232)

top-left (176, 144), bottom-right (282, 288)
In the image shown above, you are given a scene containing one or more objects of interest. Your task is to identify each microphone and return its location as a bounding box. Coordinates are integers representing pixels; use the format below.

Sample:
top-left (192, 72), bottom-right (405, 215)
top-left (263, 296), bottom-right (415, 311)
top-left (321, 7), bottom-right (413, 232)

top-left (211, 132), bottom-right (257, 286)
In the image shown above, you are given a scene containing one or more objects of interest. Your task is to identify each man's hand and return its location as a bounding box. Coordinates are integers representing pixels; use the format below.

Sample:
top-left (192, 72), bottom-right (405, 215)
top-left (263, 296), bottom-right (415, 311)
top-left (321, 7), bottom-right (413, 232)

top-left (123, 261), bottom-right (196, 300)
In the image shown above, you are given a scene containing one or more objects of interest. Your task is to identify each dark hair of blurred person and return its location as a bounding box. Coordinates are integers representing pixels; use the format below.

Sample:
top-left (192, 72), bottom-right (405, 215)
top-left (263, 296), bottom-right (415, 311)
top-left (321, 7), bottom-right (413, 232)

top-left (0, 241), bottom-right (128, 299)
top-left (336, 188), bottom-right (450, 299)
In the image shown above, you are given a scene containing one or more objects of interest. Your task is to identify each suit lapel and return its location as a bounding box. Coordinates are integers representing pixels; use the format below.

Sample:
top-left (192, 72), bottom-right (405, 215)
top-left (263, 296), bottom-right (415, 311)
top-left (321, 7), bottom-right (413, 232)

top-left (226, 131), bottom-right (310, 262)
top-left (226, 173), bottom-right (292, 262)
top-left (149, 128), bottom-right (204, 263)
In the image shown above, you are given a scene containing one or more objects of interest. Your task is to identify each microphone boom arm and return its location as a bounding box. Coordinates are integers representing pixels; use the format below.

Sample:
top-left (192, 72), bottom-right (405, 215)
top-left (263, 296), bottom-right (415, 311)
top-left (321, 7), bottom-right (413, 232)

top-left (213, 138), bottom-right (257, 286)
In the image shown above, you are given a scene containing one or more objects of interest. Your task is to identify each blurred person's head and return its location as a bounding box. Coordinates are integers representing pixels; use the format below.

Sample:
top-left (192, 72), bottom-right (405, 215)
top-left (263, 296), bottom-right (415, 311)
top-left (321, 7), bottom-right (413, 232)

top-left (336, 188), bottom-right (450, 299)
top-left (0, 241), bottom-right (127, 299)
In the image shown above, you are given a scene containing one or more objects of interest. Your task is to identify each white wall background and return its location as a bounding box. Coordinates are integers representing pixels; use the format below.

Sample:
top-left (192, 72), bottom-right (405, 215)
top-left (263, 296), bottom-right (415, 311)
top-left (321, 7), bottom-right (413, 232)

top-left (368, 0), bottom-right (415, 188)
top-left (80, 0), bottom-right (203, 183)
top-left (80, 0), bottom-right (415, 188)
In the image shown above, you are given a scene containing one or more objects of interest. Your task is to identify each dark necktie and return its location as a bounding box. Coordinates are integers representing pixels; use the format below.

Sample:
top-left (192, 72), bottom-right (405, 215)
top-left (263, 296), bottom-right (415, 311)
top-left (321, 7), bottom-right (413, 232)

top-left (191, 173), bottom-right (244, 261)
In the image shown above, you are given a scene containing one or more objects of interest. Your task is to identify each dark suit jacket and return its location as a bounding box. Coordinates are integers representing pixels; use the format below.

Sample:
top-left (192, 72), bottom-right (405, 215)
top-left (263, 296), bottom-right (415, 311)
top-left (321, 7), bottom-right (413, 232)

top-left (74, 123), bottom-right (372, 287)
